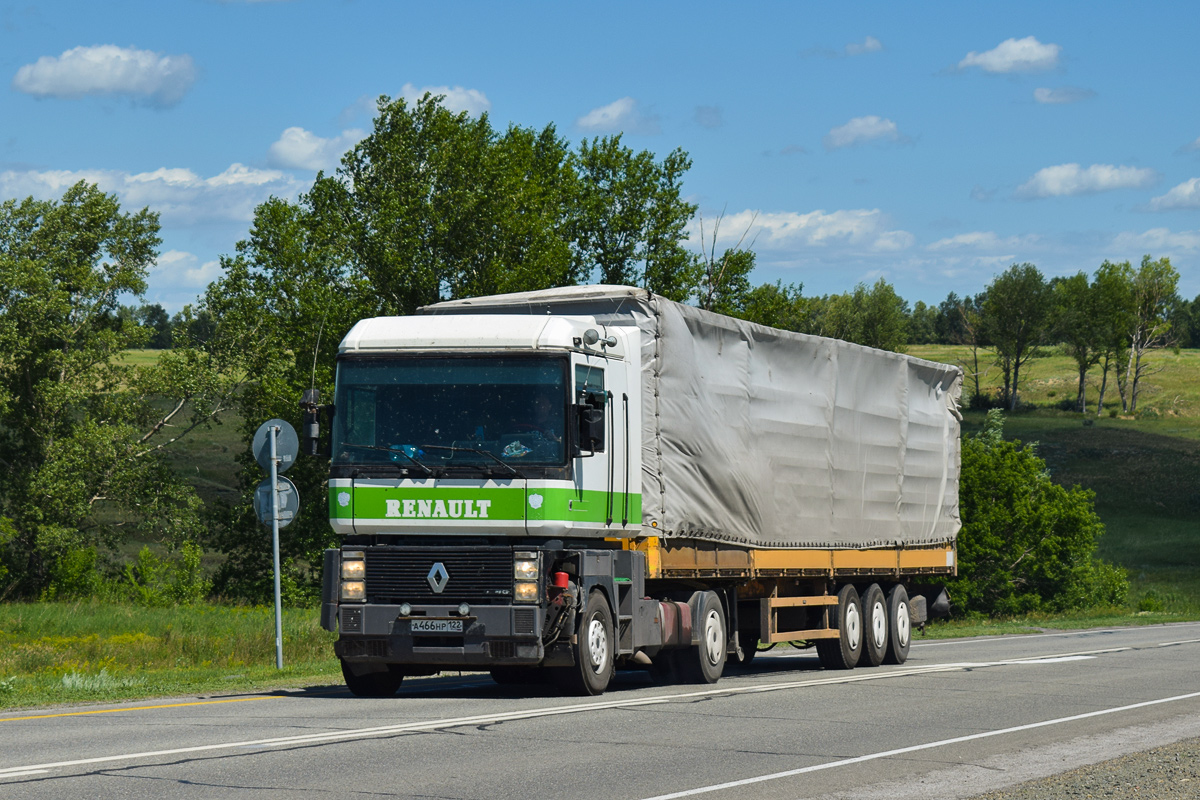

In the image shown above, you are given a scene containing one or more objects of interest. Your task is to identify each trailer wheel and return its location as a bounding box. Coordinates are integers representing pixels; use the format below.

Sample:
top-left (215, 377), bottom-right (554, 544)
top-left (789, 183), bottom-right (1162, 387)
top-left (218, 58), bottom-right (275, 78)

top-left (860, 583), bottom-right (887, 667)
top-left (340, 659), bottom-right (404, 697)
top-left (559, 591), bottom-right (614, 696)
top-left (682, 592), bottom-right (727, 684)
top-left (816, 584), bottom-right (862, 670)
top-left (883, 584), bottom-right (911, 665)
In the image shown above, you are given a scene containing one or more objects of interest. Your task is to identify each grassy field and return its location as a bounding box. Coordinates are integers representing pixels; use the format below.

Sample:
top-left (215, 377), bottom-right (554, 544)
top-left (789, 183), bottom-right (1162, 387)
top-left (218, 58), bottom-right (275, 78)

top-left (1, 344), bottom-right (1196, 709)
top-left (0, 602), bottom-right (339, 710)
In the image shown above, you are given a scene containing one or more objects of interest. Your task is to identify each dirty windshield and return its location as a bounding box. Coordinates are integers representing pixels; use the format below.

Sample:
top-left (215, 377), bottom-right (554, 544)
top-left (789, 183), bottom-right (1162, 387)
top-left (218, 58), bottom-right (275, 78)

top-left (332, 356), bottom-right (567, 470)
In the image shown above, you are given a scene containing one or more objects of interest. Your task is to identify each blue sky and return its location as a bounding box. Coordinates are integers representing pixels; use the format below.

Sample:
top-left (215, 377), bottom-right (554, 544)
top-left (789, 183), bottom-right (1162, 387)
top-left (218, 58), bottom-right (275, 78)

top-left (3, 1), bottom-right (1199, 311)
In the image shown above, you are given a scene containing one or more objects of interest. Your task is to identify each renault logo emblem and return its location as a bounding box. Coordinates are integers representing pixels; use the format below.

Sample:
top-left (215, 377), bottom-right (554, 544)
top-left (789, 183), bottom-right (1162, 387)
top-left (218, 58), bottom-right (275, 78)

top-left (427, 562), bottom-right (449, 593)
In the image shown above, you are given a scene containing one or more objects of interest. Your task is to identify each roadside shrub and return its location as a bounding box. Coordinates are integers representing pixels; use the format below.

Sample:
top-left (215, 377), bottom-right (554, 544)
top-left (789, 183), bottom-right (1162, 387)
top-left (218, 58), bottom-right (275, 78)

top-left (123, 542), bottom-right (212, 606)
top-left (43, 548), bottom-right (116, 602)
top-left (948, 410), bottom-right (1129, 616)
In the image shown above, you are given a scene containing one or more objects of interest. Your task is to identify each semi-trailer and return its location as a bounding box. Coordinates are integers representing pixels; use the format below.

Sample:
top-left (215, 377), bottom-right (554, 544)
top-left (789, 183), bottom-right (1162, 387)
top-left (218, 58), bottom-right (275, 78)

top-left (312, 285), bottom-right (962, 696)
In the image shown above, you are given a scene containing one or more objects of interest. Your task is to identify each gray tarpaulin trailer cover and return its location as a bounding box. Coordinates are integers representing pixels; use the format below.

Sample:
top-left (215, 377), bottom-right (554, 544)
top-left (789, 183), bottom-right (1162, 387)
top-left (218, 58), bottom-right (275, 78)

top-left (423, 285), bottom-right (963, 551)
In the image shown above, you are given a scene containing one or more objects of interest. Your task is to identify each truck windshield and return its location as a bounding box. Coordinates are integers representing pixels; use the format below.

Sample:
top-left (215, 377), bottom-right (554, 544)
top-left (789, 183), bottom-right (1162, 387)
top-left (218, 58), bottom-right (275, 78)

top-left (332, 356), bottom-right (568, 469)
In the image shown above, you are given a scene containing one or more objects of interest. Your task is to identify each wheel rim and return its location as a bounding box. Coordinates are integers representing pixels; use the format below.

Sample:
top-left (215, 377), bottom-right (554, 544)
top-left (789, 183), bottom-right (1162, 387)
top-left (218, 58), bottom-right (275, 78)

top-left (845, 603), bottom-right (861, 650)
top-left (702, 609), bottom-right (723, 666)
top-left (586, 617), bottom-right (609, 673)
top-left (871, 600), bottom-right (887, 648)
top-left (895, 601), bottom-right (911, 648)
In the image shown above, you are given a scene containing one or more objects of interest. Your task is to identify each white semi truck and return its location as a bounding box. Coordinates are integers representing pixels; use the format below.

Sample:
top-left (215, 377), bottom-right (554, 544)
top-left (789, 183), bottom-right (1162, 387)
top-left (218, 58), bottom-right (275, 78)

top-left (313, 285), bottom-right (962, 696)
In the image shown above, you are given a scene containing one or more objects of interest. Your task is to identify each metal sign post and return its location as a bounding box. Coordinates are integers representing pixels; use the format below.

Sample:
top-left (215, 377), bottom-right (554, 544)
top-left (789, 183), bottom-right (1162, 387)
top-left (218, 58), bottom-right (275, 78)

top-left (253, 419), bottom-right (300, 670)
top-left (269, 425), bottom-right (283, 669)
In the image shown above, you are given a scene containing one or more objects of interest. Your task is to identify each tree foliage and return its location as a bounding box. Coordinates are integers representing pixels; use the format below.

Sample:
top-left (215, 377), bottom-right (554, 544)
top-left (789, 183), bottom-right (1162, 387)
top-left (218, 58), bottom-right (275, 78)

top-left (0, 183), bottom-right (236, 598)
top-left (949, 411), bottom-right (1129, 615)
top-left (982, 263), bottom-right (1051, 410)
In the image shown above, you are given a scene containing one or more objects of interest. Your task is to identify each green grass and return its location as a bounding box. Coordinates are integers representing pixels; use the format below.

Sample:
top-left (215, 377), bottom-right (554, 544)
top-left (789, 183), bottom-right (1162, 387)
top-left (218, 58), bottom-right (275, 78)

top-left (0, 602), bottom-right (339, 710)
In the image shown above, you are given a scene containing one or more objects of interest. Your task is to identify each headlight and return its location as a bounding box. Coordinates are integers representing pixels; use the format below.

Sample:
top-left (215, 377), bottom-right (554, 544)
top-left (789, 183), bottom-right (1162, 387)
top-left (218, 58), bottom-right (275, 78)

top-left (514, 559), bottom-right (539, 581)
top-left (514, 581), bottom-right (539, 602)
top-left (341, 559), bottom-right (365, 580)
top-left (340, 580), bottom-right (365, 601)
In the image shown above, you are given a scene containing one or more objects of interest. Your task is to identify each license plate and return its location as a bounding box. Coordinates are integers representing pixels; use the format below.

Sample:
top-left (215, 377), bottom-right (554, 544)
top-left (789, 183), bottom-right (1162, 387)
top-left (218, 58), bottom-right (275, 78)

top-left (410, 618), bottom-right (463, 634)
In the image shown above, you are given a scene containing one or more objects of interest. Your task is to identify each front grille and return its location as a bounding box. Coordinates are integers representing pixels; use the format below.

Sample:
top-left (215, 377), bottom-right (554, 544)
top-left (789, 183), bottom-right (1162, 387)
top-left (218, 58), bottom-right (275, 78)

top-left (488, 641), bottom-right (516, 659)
top-left (514, 608), bottom-right (536, 635)
top-left (341, 607), bottom-right (362, 633)
top-left (365, 546), bottom-right (513, 605)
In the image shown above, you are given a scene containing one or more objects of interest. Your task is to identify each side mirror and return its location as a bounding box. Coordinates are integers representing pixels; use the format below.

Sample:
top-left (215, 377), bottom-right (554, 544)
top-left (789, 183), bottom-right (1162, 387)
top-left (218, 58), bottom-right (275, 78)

top-left (573, 389), bottom-right (607, 455)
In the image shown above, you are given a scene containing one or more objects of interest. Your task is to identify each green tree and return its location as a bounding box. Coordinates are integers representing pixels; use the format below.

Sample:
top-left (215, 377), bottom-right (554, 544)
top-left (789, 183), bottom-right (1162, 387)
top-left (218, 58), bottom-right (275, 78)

top-left (949, 411), bottom-right (1128, 615)
top-left (737, 281), bottom-right (808, 330)
top-left (907, 300), bottom-right (938, 344)
top-left (819, 279), bottom-right (910, 352)
top-left (0, 183), bottom-right (234, 597)
top-left (137, 303), bottom-right (172, 348)
top-left (982, 263), bottom-right (1051, 410)
top-left (572, 135), bottom-right (697, 296)
top-left (1051, 272), bottom-right (1103, 412)
top-left (1091, 260), bottom-right (1133, 415)
top-left (1122, 255), bottom-right (1179, 413)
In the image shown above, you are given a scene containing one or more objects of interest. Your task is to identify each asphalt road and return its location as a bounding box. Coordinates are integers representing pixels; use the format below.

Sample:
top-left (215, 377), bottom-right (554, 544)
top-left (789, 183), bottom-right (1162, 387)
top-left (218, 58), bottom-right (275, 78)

top-left (2, 622), bottom-right (1199, 800)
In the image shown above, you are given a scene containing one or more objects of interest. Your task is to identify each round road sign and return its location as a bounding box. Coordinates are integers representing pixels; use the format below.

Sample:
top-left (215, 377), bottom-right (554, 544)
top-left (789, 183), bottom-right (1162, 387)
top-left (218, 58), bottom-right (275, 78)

top-left (253, 476), bottom-right (300, 528)
top-left (252, 419), bottom-right (299, 473)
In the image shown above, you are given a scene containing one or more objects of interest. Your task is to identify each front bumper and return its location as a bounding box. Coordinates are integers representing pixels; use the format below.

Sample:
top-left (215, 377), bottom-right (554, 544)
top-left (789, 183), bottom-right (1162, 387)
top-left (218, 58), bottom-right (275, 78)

top-left (334, 603), bottom-right (544, 666)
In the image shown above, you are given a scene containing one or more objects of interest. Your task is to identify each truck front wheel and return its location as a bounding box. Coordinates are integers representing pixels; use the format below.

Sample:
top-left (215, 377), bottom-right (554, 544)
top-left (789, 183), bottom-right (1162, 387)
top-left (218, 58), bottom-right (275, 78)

top-left (340, 659), bottom-right (404, 697)
top-left (559, 591), bottom-right (614, 696)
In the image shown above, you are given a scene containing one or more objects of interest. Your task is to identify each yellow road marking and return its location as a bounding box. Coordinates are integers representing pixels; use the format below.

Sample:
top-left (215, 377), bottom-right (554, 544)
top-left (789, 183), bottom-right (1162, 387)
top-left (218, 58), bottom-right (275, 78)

top-left (0, 695), bottom-right (280, 723)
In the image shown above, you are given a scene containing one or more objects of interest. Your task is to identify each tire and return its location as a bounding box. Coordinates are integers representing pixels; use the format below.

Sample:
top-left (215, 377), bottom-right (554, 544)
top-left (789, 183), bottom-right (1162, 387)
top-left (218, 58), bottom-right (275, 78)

top-left (341, 659), bottom-right (404, 697)
top-left (559, 591), bottom-right (614, 696)
top-left (859, 583), bottom-right (887, 668)
top-left (816, 584), bottom-right (862, 670)
top-left (681, 592), bottom-right (727, 684)
top-left (883, 584), bottom-right (912, 665)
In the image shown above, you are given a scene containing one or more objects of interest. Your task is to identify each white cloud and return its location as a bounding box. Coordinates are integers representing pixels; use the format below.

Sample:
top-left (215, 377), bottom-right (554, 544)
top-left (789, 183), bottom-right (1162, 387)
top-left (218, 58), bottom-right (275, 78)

top-left (958, 36), bottom-right (1060, 73)
top-left (823, 116), bottom-right (903, 149)
top-left (399, 82), bottom-right (490, 116)
top-left (0, 163), bottom-right (301, 223)
top-left (153, 250), bottom-right (223, 288)
top-left (845, 36), bottom-right (883, 56)
top-left (697, 208), bottom-right (913, 253)
top-left (268, 126), bottom-right (366, 171)
top-left (1182, 137), bottom-right (1200, 153)
top-left (576, 97), bottom-right (660, 135)
top-left (12, 44), bottom-right (197, 107)
top-left (1112, 228), bottom-right (1200, 253)
top-left (927, 231), bottom-right (1039, 251)
top-left (1149, 178), bottom-right (1200, 210)
top-left (1033, 86), bottom-right (1095, 104)
top-left (1016, 163), bottom-right (1157, 198)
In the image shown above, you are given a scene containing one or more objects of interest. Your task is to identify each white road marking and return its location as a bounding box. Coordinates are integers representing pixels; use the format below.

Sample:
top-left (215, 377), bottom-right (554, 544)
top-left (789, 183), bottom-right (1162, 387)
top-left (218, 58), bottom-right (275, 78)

top-left (638, 690), bottom-right (1200, 800)
top-left (0, 640), bottom-right (1187, 780)
top-left (0, 770), bottom-right (48, 780)
top-left (911, 622), bottom-right (1200, 648)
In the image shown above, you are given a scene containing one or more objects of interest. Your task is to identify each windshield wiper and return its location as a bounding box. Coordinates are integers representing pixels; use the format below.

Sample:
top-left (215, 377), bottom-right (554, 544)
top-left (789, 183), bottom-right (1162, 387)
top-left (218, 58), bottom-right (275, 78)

top-left (418, 444), bottom-right (523, 479)
top-left (420, 441), bottom-right (523, 479)
top-left (340, 443), bottom-right (441, 477)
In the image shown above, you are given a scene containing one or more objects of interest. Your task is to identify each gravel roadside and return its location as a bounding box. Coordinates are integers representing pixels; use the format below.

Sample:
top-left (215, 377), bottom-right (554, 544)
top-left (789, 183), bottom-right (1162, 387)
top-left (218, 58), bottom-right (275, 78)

top-left (967, 737), bottom-right (1200, 799)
